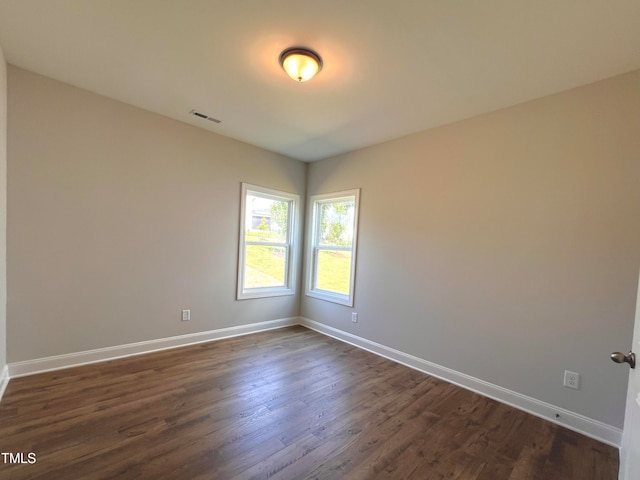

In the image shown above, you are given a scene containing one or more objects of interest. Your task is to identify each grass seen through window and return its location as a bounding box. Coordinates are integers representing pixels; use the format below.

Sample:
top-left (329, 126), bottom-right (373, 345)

top-left (244, 231), bottom-right (351, 294)
top-left (315, 250), bottom-right (351, 295)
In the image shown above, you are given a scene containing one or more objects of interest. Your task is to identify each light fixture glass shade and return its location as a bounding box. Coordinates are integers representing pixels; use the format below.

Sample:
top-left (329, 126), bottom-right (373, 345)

top-left (279, 47), bottom-right (323, 82)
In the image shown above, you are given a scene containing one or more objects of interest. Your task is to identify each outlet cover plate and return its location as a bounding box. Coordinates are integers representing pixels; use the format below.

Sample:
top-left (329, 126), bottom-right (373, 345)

top-left (564, 370), bottom-right (580, 390)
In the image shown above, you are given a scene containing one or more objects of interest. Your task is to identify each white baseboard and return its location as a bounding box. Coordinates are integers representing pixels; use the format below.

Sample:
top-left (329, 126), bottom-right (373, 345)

top-left (299, 317), bottom-right (622, 448)
top-left (7, 317), bottom-right (298, 378)
top-left (0, 364), bottom-right (8, 401)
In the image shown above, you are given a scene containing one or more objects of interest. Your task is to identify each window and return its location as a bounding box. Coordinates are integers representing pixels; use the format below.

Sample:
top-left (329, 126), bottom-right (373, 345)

top-left (237, 183), bottom-right (298, 299)
top-left (306, 189), bottom-right (360, 306)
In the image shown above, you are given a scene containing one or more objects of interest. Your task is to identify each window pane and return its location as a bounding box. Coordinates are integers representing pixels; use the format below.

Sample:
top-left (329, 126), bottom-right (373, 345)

top-left (315, 250), bottom-right (352, 295)
top-left (318, 200), bottom-right (355, 247)
top-left (244, 245), bottom-right (287, 288)
top-left (245, 195), bottom-right (289, 243)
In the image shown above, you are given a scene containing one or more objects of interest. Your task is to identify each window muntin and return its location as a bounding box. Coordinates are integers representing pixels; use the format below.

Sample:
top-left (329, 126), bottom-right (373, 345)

top-left (238, 184), bottom-right (298, 299)
top-left (306, 189), bottom-right (360, 306)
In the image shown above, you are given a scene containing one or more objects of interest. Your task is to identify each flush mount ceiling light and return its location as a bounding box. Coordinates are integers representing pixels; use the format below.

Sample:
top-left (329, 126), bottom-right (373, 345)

top-left (279, 47), bottom-right (323, 82)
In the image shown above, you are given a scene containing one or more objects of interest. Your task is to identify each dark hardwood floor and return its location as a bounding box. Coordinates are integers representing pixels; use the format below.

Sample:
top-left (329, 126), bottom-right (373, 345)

top-left (0, 326), bottom-right (618, 479)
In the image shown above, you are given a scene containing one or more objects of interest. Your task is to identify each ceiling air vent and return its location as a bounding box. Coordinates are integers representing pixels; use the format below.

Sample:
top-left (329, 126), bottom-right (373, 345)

top-left (189, 109), bottom-right (222, 124)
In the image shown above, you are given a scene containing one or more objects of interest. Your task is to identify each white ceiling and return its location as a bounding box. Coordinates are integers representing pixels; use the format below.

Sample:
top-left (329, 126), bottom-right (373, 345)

top-left (0, 1), bottom-right (638, 162)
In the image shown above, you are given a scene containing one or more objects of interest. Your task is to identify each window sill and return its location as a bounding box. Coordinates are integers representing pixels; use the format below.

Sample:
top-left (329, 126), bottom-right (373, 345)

top-left (305, 289), bottom-right (353, 307)
top-left (238, 288), bottom-right (295, 300)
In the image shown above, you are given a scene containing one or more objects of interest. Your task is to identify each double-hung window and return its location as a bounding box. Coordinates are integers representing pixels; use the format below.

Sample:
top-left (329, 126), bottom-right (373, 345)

top-left (306, 189), bottom-right (360, 306)
top-left (237, 183), bottom-right (298, 299)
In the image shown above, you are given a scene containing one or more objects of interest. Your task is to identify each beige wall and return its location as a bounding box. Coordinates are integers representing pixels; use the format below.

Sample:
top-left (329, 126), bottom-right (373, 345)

top-left (303, 71), bottom-right (640, 428)
top-left (0, 45), bottom-right (6, 372)
top-left (7, 66), bottom-right (306, 362)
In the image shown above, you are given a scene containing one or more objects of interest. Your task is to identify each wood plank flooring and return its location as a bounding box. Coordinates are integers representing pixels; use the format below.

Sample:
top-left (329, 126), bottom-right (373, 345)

top-left (0, 326), bottom-right (618, 479)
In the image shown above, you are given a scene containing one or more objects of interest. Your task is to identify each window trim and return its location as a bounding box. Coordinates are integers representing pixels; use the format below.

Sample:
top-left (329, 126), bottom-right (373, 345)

top-left (305, 189), bottom-right (360, 306)
top-left (237, 183), bottom-right (299, 300)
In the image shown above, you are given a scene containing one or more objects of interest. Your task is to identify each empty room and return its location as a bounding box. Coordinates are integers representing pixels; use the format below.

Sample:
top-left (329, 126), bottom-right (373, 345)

top-left (0, 1), bottom-right (639, 479)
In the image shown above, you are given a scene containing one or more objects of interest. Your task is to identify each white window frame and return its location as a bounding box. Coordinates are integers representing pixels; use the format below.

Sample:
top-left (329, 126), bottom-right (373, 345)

top-left (237, 183), bottom-right (298, 300)
top-left (305, 189), bottom-right (360, 306)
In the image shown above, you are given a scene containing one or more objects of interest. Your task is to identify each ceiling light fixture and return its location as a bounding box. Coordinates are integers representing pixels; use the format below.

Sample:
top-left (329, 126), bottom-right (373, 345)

top-left (279, 47), bottom-right (323, 82)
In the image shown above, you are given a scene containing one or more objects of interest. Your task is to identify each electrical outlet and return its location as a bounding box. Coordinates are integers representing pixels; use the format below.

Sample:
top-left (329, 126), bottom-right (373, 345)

top-left (181, 309), bottom-right (190, 322)
top-left (563, 370), bottom-right (580, 390)
top-left (351, 312), bottom-right (358, 323)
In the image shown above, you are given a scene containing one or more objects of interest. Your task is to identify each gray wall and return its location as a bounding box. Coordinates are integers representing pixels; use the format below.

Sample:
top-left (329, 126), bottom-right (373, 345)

top-left (7, 66), bottom-right (306, 362)
top-left (0, 45), bottom-right (6, 373)
top-left (6, 62), bottom-right (640, 430)
top-left (302, 71), bottom-right (640, 428)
